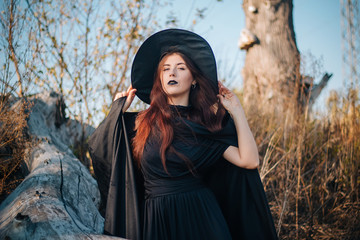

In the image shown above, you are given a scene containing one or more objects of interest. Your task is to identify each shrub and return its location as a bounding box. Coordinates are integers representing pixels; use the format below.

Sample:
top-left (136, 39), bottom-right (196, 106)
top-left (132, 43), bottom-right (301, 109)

top-left (0, 95), bottom-right (32, 204)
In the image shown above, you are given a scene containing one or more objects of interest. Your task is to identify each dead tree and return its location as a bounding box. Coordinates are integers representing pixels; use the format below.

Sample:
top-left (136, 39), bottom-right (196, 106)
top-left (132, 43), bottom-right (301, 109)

top-left (239, 0), bottom-right (331, 112)
top-left (0, 92), bottom-right (124, 239)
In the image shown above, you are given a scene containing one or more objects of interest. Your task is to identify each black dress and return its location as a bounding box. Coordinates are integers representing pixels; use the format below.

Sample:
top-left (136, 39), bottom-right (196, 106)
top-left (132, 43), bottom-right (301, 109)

top-left (88, 97), bottom-right (278, 240)
top-left (141, 105), bottom-right (232, 239)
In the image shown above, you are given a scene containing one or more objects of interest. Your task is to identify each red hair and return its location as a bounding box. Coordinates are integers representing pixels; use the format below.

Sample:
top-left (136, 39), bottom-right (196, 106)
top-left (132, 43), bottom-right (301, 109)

top-left (132, 50), bottom-right (225, 172)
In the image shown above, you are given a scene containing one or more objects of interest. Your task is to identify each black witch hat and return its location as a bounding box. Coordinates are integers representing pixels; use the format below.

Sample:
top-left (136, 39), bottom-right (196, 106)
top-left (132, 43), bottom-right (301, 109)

top-left (131, 28), bottom-right (218, 104)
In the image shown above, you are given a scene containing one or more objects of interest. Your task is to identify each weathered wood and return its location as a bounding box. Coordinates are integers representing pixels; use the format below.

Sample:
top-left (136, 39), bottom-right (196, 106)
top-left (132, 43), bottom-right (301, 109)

top-left (309, 73), bottom-right (333, 107)
top-left (238, 28), bottom-right (258, 50)
top-left (0, 92), bottom-right (125, 239)
top-left (241, 0), bottom-right (331, 112)
top-left (241, 0), bottom-right (301, 112)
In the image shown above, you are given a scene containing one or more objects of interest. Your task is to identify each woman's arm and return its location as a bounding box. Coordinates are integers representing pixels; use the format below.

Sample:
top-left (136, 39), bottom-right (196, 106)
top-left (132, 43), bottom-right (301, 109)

top-left (217, 82), bottom-right (259, 169)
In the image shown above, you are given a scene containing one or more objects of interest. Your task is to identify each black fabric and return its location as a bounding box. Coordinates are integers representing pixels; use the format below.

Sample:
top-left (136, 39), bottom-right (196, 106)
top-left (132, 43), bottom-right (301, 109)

top-left (131, 29), bottom-right (218, 104)
top-left (88, 97), bottom-right (278, 240)
top-left (140, 106), bottom-right (233, 239)
top-left (88, 98), bottom-right (143, 239)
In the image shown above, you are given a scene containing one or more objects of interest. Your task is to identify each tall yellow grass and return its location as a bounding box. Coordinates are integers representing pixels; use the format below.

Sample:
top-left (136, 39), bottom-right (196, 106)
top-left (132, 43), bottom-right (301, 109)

top-left (243, 88), bottom-right (360, 239)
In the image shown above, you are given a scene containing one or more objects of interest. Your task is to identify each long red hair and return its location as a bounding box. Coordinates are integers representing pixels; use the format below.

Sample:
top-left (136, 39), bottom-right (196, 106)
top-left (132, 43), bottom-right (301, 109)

top-left (132, 50), bottom-right (225, 172)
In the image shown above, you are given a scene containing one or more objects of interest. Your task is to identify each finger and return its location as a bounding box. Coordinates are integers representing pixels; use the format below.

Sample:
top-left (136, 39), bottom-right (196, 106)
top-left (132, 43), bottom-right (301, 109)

top-left (218, 84), bottom-right (225, 95)
top-left (126, 85), bottom-right (133, 94)
top-left (218, 81), bottom-right (230, 92)
top-left (125, 89), bottom-right (137, 105)
top-left (115, 92), bottom-right (123, 98)
top-left (114, 92), bottom-right (124, 101)
top-left (217, 94), bottom-right (224, 105)
top-left (220, 84), bottom-right (230, 93)
top-left (218, 82), bottom-right (225, 94)
top-left (128, 88), bottom-right (137, 98)
top-left (218, 81), bottom-right (229, 90)
top-left (219, 86), bottom-right (228, 96)
top-left (222, 88), bottom-right (232, 97)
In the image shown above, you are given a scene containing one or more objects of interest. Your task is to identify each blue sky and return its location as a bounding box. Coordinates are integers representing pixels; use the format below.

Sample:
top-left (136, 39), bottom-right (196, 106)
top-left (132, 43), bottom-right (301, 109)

top-left (163, 0), bottom-right (342, 109)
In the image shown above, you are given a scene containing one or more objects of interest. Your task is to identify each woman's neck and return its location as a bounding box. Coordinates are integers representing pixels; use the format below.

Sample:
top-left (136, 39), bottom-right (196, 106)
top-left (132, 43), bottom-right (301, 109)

top-left (167, 97), bottom-right (189, 107)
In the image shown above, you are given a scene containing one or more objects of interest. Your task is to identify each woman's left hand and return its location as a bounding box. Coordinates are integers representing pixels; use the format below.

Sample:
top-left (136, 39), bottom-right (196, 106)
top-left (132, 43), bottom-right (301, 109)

top-left (217, 82), bottom-right (242, 115)
top-left (218, 82), bottom-right (260, 169)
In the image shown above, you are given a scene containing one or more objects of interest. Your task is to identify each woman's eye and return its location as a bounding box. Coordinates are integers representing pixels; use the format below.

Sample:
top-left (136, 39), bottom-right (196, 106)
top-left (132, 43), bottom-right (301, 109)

top-left (163, 68), bottom-right (169, 71)
top-left (178, 67), bottom-right (185, 70)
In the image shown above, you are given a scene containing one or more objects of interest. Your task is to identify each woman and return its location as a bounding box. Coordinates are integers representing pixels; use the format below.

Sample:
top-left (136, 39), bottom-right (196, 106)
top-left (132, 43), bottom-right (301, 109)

top-left (89, 29), bottom-right (277, 240)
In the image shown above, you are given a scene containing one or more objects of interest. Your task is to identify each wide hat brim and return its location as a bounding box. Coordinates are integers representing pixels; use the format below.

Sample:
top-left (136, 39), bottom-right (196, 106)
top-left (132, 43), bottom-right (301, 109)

top-left (131, 28), bottom-right (218, 104)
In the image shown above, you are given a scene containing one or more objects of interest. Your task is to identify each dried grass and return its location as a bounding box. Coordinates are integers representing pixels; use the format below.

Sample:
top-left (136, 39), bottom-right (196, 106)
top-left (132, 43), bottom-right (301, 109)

top-left (244, 88), bottom-right (360, 239)
top-left (0, 95), bottom-right (32, 203)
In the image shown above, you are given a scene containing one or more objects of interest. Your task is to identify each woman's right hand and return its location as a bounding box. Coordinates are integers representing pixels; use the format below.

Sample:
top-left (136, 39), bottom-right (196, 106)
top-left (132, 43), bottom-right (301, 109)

top-left (113, 85), bottom-right (137, 113)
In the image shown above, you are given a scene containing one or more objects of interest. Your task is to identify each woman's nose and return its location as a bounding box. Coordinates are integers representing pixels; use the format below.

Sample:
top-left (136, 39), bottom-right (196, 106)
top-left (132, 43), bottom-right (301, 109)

top-left (169, 68), bottom-right (176, 77)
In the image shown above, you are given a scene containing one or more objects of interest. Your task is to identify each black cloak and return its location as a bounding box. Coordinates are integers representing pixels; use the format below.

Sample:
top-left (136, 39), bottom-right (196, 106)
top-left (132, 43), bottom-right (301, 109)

top-left (88, 97), bottom-right (278, 240)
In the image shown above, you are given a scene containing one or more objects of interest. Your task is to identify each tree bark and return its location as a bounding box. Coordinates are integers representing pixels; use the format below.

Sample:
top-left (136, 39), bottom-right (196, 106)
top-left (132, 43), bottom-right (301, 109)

top-left (240, 0), bottom-right (301, 112)
top-left (0, 92), bottom-right (125, 239)
top-left (240, 0), bottom-right (332, 112)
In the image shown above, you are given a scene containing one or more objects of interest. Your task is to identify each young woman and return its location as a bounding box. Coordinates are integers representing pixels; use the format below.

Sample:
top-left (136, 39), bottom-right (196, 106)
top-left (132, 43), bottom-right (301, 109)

top-left (89, 29), bottom-right (277, 240)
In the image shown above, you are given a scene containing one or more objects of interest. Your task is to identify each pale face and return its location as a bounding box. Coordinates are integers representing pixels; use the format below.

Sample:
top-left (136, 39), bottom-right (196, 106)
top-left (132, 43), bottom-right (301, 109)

top-left (160, 53), bottom-right (196, 106)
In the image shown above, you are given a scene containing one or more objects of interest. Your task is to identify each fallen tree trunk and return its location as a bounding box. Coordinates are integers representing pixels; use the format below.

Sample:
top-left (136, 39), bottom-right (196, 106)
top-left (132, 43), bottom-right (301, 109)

top-left (0, 92), bottom-right (124, 239)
